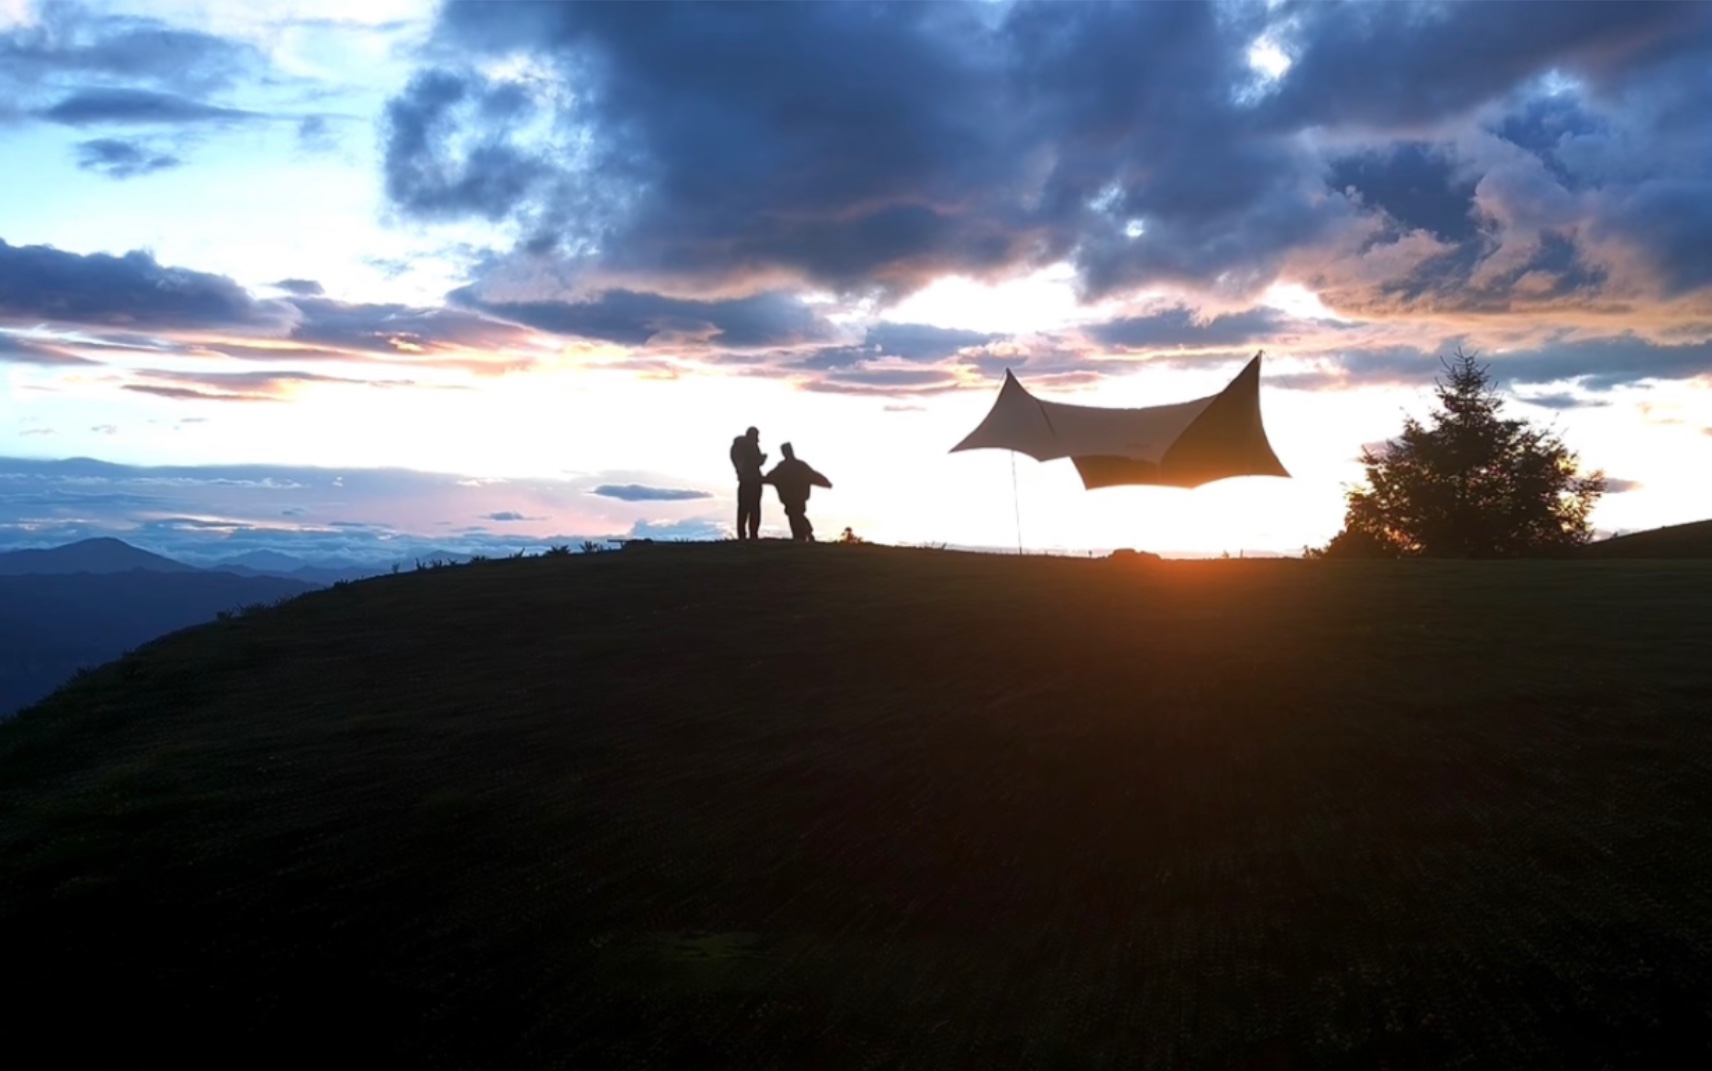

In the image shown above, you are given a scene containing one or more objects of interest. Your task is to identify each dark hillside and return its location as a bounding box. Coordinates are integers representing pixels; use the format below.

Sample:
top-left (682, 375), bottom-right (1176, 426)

top-left (0, 571), bottom-right (315, 717)
top-left (0, 536), bottom-right (196, 575)
top-left (1581, 518), bottom-right (1712, 558)
top-left (5, 546), bottom-right (1712, 1067)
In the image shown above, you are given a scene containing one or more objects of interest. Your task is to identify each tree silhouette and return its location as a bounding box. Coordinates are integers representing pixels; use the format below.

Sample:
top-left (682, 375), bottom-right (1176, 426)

top-left (1317, 349), bottom-right (1605, 559)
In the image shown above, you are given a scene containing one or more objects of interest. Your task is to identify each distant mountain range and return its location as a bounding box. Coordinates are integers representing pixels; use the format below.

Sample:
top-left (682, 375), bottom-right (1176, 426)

top-left (3, 520), bottom-right (1707, 722)
top-left (0, 538), bottom-right (487, 719)
top-left (0, 538), bottom-right (473, 585)
top-left (0, 537), bottom-right (199, 576)
top-left (0, 569), bottom-right (316, 719)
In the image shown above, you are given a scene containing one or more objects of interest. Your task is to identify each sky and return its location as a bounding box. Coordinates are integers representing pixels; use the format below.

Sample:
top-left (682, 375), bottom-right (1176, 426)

top-left (3, 0), bottom-right (1711, 564)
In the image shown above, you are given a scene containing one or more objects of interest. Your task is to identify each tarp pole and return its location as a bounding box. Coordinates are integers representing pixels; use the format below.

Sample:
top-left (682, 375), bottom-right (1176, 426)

top-left (1011, 451), bottom-right (1023, 554)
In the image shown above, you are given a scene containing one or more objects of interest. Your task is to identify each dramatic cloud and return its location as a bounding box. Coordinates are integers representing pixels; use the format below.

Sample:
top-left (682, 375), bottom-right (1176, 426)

top-left (10, 2), bottom-right (1709, 407)
top-left (1272, 336), bottom-right (1712, 393)
top-left (449, 287), bottom-right (840, 349)
top-left (35, 87), bottom-right (262, 125)
top-left (787, 322), bottom-right (999, 376)
top-left (1495, 338), bottom-right (1712, 390)
top-left (74, 136), bottom-right (180, 177)
top-left (0, 242), bottom-right (540, 374)
top-left (1260, 3), bottom-right (1701, 130)
top-left (379, 1), bottom-right (1712, 345)
top-left (1087, 307), bottom-right (1287, 350)
top-left (0, 238), bottom-right (287, 331)
top-left (0, 333), bottom-right (99, 365)
top-left (864, 323), bottom-right (997, 361)
top-left (287, 295), bottom-right (534, 357)
top-left (589, 484), bottom-right (712, 502)
top-left (0, 2), bottom-right (264, 94)
top-left (1327, 143), bottom-right (1481, 245)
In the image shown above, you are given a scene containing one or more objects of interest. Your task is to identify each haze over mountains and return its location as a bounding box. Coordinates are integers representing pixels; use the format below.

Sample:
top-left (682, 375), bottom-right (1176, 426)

top-left (0, 539), bottom-right (332, 719)
top-left (0, 537), bottom-right (199, 576)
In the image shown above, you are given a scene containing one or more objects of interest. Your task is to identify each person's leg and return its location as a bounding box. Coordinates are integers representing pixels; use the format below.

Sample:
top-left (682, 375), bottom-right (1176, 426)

top-left (738, 483), bottom-right (761, 539)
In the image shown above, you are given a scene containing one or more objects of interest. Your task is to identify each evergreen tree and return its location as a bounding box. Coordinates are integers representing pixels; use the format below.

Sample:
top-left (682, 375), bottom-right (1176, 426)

top-left (1317, 349), bottom-right (1605, 558)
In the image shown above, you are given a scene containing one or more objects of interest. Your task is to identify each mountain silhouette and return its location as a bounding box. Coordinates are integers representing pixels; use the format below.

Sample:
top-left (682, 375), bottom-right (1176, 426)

top-left (0, 537), bottom-right (197, 576)
top-left (0, 566), bottom-right (314, 718)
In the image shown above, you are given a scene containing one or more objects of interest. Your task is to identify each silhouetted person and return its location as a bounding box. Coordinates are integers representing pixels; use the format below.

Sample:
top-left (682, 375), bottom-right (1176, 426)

top-left (730, 426), bottom-right (767, 540)
top-left (763, 442), bottom-right (832, 542)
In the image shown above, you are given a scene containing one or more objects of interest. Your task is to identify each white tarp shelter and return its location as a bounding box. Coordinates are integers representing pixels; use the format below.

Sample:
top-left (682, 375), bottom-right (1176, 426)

top-left (951, 353), bottom-right (1289, 489)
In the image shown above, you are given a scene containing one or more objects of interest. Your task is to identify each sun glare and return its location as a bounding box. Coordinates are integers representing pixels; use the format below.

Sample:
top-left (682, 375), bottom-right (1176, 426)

top-left (1260, 282), bottom-right (1346, 322)
top-left (882, 263), bottom-right (1092, 335)
top-left (1247, 37), bottom-right (1292, 81)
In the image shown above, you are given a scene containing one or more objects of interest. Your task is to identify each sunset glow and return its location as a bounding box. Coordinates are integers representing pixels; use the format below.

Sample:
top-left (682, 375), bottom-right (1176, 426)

top-left (4, 1), bottom-right (1710, 563)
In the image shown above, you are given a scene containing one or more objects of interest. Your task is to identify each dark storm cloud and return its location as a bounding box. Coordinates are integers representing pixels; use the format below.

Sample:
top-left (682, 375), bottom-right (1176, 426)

top-left (380, 0), bottom-right (1712, 347)
top-left (1087, 307), bottom-right (1287, 350)
top-left (1488, 94), bottom-right (1607, 191)
top-left (1327, 143), bottom-right (1480, 244)
top-left (0, 2), bottom-right (264, 94)
top-left (449, 287), bottom-right (839, 348)
top-left (402, 0), bottom-right (1345, 300)
top-left (775, 322), bottom-right (998, 374)
top-left (0, 243), bottom-right (541, 369)
top-left (589, 484), bottom-right (712, 502)
top-left (388, 2), bottom-right (1046, 293)
top-left (284, 296), bottom-right (536, 359)
top-left (382, 68), bottom-right (552, 222)
top-left (35, 87), bottom-right (263, 125)
top-left (864, 323), bottom-right (997, 360)
top-left (74, 137), bottom-right (180, 178)
top-left (1611, 179), bottom-right (1712, 296)
top-left (1363, 230), bottom-right (1610, 316)
top-left (1262, 1), bottom-right (1705, 130)
top-left (1498, 337), bottom-right (1712, 389)
top-left (0, 239), bottom-right (287, 331)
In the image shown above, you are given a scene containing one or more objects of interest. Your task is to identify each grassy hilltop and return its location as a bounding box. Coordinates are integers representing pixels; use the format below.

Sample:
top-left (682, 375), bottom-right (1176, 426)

top-left (5, 544), bottom-right (1712, 1067)
top-left (1582, 517), bottom-right (1712, 559)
